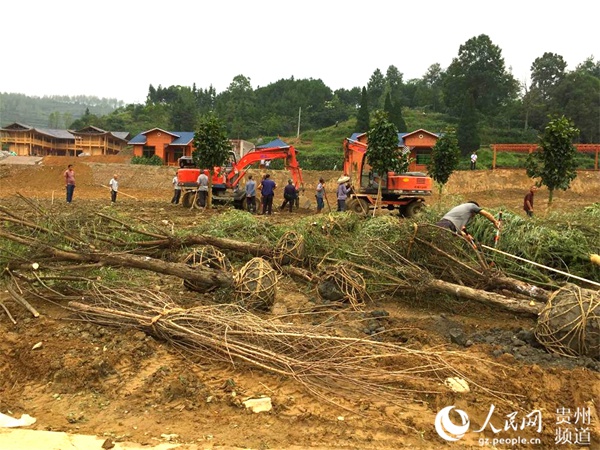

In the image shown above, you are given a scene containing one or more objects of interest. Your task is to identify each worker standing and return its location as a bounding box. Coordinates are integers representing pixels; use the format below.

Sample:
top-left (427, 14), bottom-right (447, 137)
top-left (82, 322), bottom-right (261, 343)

top-left (109, 174), bottom-right (119, 204)
top-left (171, 171), bottom-right (181, 205)
top-left (259, 173), bottom-right (276, 215)
top-left (336, 175), bottom-right (350, 212)
top-left (470, 151), bottom-right (478, 170)
top-left (523, 185), bottom-right (538, 217)
top-left (315, 177), bottom-right (325, 213)
top-left (245, 175), bottom-right (256, 213)
top-left (197, 170), bottom-right (209, 209)
top-left (280, 179), bottom-right (297, 212)
top-left (64, 164), bottom-right (75, 203)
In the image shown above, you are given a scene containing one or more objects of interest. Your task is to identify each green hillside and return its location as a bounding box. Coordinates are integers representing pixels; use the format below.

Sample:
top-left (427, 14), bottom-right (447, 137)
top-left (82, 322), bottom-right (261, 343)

top-left (0, 93), bottom-right (123, 128)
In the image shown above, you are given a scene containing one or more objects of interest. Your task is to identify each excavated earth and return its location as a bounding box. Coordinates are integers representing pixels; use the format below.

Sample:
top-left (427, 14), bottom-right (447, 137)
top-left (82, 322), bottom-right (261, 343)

top-left (0, 155), bottom-right (599, 449)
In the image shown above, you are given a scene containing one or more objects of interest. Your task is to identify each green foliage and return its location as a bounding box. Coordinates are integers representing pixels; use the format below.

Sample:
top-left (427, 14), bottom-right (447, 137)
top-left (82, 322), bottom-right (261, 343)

top-left (384, 93), bottom-right (407, 132)
top-left (443, 34), bottom-right (519, 118)
top-left (170, 86), bottom-right (199, 131)
top-left (356, 87), bottom-right (370, 132)
top-left (428, 127), bottom-right (460, 189)
top-left (298, 151), bottom-right (343, 171)
top-left (552, 71), bottom-right (600, 143)
top-left (366, 110), bottom-right (407, 176)
top-left (467, 209), bottom-right (600, 284)
top-left (192, 113), bottom-right (232, 170)
top-left (131, 155), bottom-right (163, 165)
top-left (457, 94), bottom-right (480, 155)
top-left (530, 52), bottom-right (567, 101)
top-left (526, 116), bottom-right (579, 203)
top-left (0, 93), bottom-right (122, 129)
top-left (193, 209), bottom-right (275, 243)
top-left (356, 215), bottom-right (403, 242)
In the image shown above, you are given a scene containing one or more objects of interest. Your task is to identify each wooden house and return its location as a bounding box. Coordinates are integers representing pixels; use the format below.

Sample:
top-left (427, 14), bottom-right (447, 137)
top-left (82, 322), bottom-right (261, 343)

top-left (0, 122), bottom-right (129, 157)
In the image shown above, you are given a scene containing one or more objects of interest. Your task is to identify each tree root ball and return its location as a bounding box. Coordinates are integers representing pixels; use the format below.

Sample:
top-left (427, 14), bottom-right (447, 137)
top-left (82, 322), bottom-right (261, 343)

top-left (182, 246), bottom-right (233, 293)
top-left (316, 266), bottom-right (367, 309)
top-left (535, 284), bottom-right (600, 359)
top-left (273, 231), bottom-right (305, 267)
top-left (234, 257), bottom-right (278, 311)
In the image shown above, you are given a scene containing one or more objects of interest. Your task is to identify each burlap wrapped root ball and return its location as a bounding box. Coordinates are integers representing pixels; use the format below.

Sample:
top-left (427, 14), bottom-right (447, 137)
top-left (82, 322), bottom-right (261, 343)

top-left (316, 266), bottom-right (367, 309)
top-left (273, 231), bottom-right (305, 267)
top-left (535, 283), bottom-right (600, 359)
top-left (234, 257), bottom-right (278, 311)
top-left (182, 246), bottom-right (233, 293)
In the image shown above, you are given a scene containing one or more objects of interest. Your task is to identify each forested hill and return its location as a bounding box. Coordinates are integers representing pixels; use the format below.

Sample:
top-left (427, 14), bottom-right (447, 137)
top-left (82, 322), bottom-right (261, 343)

top-left (0, 93), bottom-right (123, 128)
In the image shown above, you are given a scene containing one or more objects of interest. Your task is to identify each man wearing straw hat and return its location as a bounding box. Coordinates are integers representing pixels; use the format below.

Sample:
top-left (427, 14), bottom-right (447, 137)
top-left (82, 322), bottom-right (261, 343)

top-left (336, 175), bottom-right (351, 212)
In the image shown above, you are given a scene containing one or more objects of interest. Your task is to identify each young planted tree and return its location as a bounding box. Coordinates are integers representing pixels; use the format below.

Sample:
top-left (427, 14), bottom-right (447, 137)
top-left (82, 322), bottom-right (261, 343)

top-left (366, 110), bottom-right (407, 216)
top-left (526, 115), bottom-right (580, 206)
top-left (192, 113), bottom-right (232, 208)
top-left (428, 127), bottom-right (460, 195)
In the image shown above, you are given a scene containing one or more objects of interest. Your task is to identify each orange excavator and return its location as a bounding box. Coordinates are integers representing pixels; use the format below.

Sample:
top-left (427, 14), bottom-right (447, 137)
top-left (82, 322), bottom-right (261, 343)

top-left (343, 138), bottom-right (433, 217)
top-left (177, 143), bottom-right (304, 210)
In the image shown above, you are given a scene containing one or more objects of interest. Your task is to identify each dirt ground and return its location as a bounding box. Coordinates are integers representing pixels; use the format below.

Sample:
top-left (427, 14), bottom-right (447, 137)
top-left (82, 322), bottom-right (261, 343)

top-left (1, 156), bottom-right (599, 449)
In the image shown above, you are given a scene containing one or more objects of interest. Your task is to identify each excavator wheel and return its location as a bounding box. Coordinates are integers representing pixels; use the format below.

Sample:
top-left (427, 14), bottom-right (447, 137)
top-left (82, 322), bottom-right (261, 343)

top-left (348, 198), bottom-right (369, 215)
top-left (401, 201), bottom-right (424, 218)
top-left (181, 191), bottom-right (196, 208)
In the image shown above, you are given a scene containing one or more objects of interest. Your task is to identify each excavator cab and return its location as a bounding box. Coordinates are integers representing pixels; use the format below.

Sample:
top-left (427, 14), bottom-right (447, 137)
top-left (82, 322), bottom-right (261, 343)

top-left (178, 156), bottom-right (195, 168)
top-left (342, 137), bottom-right (432, 217)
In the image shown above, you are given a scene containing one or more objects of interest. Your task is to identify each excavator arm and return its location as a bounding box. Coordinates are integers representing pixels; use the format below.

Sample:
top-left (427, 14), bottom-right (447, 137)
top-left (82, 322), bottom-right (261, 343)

top-left (227, 145), bottom-right (304, 189)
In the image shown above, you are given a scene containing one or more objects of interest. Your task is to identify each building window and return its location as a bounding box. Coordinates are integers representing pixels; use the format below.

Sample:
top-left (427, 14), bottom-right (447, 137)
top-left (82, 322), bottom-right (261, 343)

top-left (143, 146), bottom-right (155, 158)
top-left (172, 148), bottom-right (184, 163)
top-left (415, 148), bottom-right (431, 165)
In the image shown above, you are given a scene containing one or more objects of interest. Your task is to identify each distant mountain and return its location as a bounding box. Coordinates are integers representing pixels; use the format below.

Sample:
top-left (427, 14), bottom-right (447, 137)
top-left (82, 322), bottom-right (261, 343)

top-left (0, 93), bottom-right (124, 129)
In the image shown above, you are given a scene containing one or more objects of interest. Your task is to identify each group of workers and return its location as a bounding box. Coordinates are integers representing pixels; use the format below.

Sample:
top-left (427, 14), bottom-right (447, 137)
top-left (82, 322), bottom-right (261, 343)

top-left (168, 168), bottom-right (538, 235)
top-left (63, 164), bottom-right (119, 204)
top-left (65, 164), bottom-right (537, 238)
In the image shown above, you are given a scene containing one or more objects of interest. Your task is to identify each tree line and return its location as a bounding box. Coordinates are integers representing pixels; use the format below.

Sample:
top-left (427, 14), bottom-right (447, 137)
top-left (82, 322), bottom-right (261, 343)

top-left (0, 93), bottom-right (123, 129)
top-left (3, 34), bottom-right (598, 155)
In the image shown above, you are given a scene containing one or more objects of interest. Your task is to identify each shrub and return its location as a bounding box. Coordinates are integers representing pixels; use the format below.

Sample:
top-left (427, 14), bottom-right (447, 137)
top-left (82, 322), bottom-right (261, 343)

top-left (131, 155), bottom-right (164, 166)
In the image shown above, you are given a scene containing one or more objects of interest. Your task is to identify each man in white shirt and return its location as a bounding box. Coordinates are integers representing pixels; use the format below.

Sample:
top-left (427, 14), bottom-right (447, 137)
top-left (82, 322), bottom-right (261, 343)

top-left (109, 174), bottom-right (119, 203)
top-left (470, 152), bottom-right (478, 170)
top-left (197, 170), bottom-right (209, 208)
top-left (171, 171), bottom-right (181, 204)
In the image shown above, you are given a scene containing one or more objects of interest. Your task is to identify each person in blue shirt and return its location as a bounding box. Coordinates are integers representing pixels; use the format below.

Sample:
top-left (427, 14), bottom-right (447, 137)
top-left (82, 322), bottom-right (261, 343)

top-left (259, 174), bottom-right (277, 215)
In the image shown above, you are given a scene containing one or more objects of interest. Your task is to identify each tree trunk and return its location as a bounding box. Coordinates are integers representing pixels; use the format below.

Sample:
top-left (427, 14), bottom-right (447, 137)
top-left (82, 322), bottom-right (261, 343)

top-left (428, 279), bottom-right (542, 316)
top-left (0, 229), bottom-right (233, 289)
top-left (208, 173), bottom-right (213, 208)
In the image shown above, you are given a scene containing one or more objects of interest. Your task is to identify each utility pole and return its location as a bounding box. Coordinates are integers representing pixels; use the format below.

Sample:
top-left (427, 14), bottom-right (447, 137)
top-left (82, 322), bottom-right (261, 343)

top-left (297, 107), bottom-right (301, 138)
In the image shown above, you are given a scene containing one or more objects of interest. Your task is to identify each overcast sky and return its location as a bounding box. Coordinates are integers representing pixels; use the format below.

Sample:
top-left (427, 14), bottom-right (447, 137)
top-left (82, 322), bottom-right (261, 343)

top-left (2, 0), bottom-right (597, 104)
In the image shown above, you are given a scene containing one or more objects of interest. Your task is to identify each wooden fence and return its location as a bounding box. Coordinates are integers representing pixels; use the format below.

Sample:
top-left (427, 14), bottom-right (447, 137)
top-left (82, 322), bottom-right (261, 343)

top-left (490, 144), bottom-right (600, 170)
